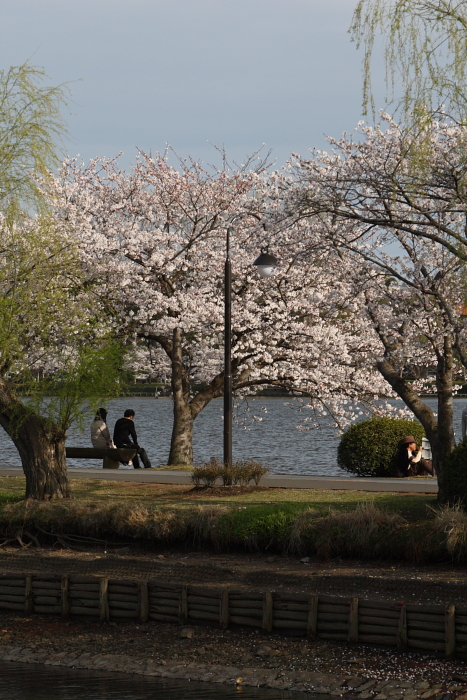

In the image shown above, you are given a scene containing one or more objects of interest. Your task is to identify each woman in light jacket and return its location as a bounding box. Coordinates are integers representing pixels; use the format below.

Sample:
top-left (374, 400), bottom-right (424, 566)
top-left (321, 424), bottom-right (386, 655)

top-left (90, 408), bottom-right (114, 448)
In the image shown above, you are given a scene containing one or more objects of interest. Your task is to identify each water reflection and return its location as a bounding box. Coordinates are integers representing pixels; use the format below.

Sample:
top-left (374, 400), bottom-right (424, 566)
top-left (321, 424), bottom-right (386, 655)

top-left (0, 661), bottom-right (315, 699)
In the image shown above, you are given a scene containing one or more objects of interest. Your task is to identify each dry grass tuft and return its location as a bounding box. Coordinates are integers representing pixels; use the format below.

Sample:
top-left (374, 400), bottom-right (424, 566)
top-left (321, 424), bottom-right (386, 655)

top-left (288, 503), bottom-right (406, 559)
top-left (431, 504), bottom-right (467, 562)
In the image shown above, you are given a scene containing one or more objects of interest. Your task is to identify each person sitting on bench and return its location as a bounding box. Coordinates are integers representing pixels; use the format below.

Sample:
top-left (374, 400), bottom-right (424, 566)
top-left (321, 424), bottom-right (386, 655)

top-left (396, 435), bottom-right (435, 477)
top-left (90, 408), bottom-right (114, 448)
top-left (113, 409), bottom-right (152, 469)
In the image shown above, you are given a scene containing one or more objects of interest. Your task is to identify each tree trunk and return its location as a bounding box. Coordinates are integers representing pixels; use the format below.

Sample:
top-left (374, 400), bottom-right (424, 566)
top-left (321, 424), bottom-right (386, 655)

top-left (168, 328), bottom-right (194, 466)
top-left (0, 379), bottom-right (70, 499)
top-left (376, 335), bottom-right (455, 503)
top-left (430, 336), bottom-right (455, 504)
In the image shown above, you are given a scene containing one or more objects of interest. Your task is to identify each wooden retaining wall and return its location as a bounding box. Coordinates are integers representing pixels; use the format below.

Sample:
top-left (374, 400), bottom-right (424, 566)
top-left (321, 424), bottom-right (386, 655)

top-left (0, 572), bottom-right (464, 658)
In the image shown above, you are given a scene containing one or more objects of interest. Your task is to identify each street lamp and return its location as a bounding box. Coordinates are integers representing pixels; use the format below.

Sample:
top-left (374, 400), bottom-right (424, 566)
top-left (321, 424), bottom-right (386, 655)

top-left (223, 229), bottom-right (278, 466)
top-left (252, 247), bottom-right (279, 278)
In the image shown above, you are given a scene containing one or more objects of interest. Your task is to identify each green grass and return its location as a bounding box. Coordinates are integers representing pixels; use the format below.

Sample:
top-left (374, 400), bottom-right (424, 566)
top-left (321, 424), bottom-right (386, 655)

top-left (0, 475), bottom-right (450, 562)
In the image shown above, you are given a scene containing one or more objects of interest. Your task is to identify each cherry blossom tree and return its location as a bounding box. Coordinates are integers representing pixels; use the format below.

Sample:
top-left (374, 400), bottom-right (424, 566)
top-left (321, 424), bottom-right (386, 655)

top-left (285, 115), bottom-right (467, 499)
top-left (52, 153), bottom-right (394, 466)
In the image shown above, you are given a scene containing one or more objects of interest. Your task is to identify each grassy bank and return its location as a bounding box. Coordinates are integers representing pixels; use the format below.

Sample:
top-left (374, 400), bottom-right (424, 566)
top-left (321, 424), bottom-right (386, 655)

top-left (0, 476), bottom-right (463, 562)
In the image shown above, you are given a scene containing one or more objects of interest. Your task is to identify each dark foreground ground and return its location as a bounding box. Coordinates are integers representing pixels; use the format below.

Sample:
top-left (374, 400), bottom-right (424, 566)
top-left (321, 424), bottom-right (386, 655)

top-left (0, 546), bottom-right (466, 690)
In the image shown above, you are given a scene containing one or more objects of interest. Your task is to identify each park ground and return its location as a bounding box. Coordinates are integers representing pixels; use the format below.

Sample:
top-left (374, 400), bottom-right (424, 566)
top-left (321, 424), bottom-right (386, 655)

top-left (0, 476), bottom-right (467, 691)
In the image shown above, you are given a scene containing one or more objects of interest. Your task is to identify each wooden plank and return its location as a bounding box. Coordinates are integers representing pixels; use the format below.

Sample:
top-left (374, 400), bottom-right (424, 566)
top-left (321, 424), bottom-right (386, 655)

top-left (189, 604), bottom-right (220, 614)
top-left (69, 606), bottom-right (101, 616)
top-left (359, 615), bottom-right (398, 628)
top-left (0, 594), bottom-right (28, 603)
top-left (274, 602), bottom-right (309, 612)
top-left (70, 599), bottom-right (99, 609)
top-left (149, 604), bottom-right (180, 614)
top-left (108, 609), bottom-right (138, 619)
top-left (108, 594), bottom-right (139, 604)
top-left (33, 605), bottom-right (62, 614)
top-left (147, 580), bottom-right (183, 592)
top-left (446, 604), bottom-right (456, 658)
top-left (148, 613), bottom-right (181, 623)
top-left (66, 447), bottom-right (136, 460)
top-left (274, 610), bottom-right (308, 622)
top-left (318, 622), bottom-right (349, 632)
top-left (188, 609), bottom-right (219, 622)
top-left (139, 581), bottom-right (149, 623)
top-left (180, 585), bottom-right (188, 625)
top-left (25, 575), bottom-right (33, 614)
top-left (34, 596), bottom-right (60, 605)
top-left (0, 601), bottom-right (25, 611)
top-left (407, 612), bottom-right (444, 623)
top-left (308, 595), bottom-right (318, 638)
top-left (359, 624), bottom-right (398, 636)
top-left (359, 607), bottom-right (399, 620)
top-left (408, 630), bottom-right (445, 641)
top-left (397, 605), bottom-right (407, 651)
top-left (32, 581), bottom-right (61, 591)
top-left (407, 639), bottom-right (445, 651)
top-left (69, 584), bottom-right (100, 592)
top-left (228, 607), bottom-right (261, 619)
top-left (0, 586), bottom-right (26, 596)
top-left (187, 594), bottom-right (219, 606)
top-left (229, 615), bottom-right (262, 627)
top-left (225, 599), bottom-right (261, 610)
top-left (348, 597), bottom-right (358, 643)
top-left (358, 634), bottom-right (398, 644)
top-left (61, 576), bottom-right (69, 619)
top-left (109, 600), bottom-right (138, 612)
top-left (263, 592), bottom-right (273, 633)
top-left (99, 578), bottom-right (109, 622)
top-left (70, 591), bottom-right (99, 601)
top-left (273, 619), bottom-right (307, 630)
top-left (318, 612), bottom-right (349, 623)
top-left (108, 585), bottom-right (138, 595)
top-left (318, 604), bottom-right (350, 614)
top-left (274, 592), bottom-right (308, 603)
top-left (220, 590), bottom-right (229, 630)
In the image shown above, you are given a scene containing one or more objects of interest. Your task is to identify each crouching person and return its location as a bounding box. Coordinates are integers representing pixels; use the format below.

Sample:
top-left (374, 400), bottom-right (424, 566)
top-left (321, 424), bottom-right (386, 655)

top-left (396, 436), bottom-right (435, 477)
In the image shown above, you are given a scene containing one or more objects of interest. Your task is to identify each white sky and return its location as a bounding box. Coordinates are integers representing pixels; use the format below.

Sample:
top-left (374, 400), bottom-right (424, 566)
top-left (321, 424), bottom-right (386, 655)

top-left (0, 0), bottom-right (386, 170)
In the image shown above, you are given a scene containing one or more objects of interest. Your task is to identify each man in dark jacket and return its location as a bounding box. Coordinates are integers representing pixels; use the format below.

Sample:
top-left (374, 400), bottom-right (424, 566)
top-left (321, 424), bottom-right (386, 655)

top-left (113, 409), bottom-right (152, 469)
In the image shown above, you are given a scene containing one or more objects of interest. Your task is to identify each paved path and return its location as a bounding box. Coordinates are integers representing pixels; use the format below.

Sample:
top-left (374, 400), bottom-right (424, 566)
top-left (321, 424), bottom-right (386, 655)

top-left (0, 466), bottom-right (438, 493)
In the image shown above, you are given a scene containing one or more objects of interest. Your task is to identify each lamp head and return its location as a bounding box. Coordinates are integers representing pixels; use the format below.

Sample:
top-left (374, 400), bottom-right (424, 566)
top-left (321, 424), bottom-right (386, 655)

top-left (253, 248), bottom-right (279, 278)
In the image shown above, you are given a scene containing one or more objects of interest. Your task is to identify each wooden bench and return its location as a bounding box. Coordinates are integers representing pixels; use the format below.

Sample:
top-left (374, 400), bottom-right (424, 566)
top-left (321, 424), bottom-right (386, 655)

top-left (65, 447), bottom-right (137, 469)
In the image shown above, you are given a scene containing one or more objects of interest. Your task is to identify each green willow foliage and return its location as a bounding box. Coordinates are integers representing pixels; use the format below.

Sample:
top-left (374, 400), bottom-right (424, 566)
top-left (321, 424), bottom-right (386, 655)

top-left (338, 416), bottom-right (425, 477)
top-left (0, 63), bottom-right (69, 215)
top-left (350, 0), bottom-right (467, 123)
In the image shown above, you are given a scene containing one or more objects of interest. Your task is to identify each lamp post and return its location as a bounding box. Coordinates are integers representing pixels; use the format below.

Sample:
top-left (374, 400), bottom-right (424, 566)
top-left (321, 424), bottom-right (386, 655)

top-left (223, 230), bottom-right (278, 465)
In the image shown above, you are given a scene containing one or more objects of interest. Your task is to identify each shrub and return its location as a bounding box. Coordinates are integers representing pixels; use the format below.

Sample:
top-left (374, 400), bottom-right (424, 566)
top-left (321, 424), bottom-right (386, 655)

top-left (440, 441), bottom-right (467, 506)
top-left (191, 459), bottom-right (269, 487)
top-left (337, 416), bottom-right (425, 477)
top-left (191, 458), bottom-right (222, 487)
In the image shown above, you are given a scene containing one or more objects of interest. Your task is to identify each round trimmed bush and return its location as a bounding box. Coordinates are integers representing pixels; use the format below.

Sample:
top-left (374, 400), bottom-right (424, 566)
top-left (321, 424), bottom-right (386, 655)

top-left (337, 416), bottom-right (425, 477)
top-left (440, 441), bottom-right (467, 505)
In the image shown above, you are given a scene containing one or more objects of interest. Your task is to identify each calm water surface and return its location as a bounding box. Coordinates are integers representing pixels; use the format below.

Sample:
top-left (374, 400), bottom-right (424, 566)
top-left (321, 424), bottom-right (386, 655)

top-left (0, 662), bottom-right (316, 699)
top-left (0, 397), bottom-right (465, 475)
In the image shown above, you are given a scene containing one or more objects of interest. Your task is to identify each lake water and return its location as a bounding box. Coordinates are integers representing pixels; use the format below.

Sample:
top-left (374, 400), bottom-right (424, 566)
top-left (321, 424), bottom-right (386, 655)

top-left (0, 661), bottom-right (314, 699)
top-left (0, 397), bottom-right (466, 476)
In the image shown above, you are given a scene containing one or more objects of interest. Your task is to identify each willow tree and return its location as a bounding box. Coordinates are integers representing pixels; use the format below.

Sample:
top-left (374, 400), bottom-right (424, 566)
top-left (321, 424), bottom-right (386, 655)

top-left (351, 0), bottom-right (467, 123)
top-left (0, 63), bottom-right (69, 217)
